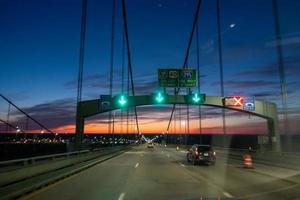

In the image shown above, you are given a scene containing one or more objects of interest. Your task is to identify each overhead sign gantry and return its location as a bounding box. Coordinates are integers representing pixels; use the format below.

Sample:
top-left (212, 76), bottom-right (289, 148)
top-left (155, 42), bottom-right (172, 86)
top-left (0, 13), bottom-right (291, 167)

top-left (75, 68), bottom-right (281, 152)
top-left (76, 94), bottom-right (281, 152)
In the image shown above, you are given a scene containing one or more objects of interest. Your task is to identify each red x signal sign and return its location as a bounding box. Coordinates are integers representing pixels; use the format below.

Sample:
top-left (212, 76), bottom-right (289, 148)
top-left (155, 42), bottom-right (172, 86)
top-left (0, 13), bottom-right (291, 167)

top-left (224, 96), bottom-right (244, 107)
top-left (233, 96), bottom-right (244, 106)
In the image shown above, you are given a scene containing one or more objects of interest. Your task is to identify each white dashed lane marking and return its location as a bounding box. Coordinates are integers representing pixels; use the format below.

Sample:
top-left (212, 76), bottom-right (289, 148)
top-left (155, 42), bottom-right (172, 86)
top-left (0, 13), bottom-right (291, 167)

top-left (178, 162), bottom-right (185, 167)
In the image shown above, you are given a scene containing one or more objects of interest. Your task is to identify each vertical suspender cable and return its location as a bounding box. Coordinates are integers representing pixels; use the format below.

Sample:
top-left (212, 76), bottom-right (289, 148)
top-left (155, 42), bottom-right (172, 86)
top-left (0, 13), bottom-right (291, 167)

top-left (121, 30), bottom-right (125, 136)
top-left (76, 0), bottom-right (87, 144)
top-left (121, 0), bottom-right (140, 134)
top-left (126, 62), bottom-right (130, 135)
top-left (216, 0), bottom-right (226, 139)
top-left (179, 105), bottom-right (182, 144)
top-left (167, 0), bottom-right (202, 132)
top-left (126, 41), bottom-right (130, 135)
top-left (196, 23), bottom-right (202, 135)
top-left (25, 117), bottom-right (29, 138)
top-left (186, 103), bottom-right (190, 145)
top-left (109, 0), bottom-right (116, 138)
top-left (272, 0), bottom-right (288, 140)
top-left (76, 0), bottom-right (88, 104)
top-left (75, 0), bottom-right (88, 148)
top-left (6, 103), bottom-right (11, 133)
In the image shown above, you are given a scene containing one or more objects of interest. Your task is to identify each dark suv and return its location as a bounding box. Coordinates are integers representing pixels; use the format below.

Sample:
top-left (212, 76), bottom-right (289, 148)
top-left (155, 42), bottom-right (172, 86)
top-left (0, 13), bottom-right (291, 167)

top-left (187, 145), bottom-right (216, 165)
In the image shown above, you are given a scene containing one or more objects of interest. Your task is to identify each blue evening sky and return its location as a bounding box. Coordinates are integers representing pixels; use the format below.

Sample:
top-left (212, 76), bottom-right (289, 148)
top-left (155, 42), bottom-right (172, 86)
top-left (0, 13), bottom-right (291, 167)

top-left (0, 0), bottom-right (299, 133)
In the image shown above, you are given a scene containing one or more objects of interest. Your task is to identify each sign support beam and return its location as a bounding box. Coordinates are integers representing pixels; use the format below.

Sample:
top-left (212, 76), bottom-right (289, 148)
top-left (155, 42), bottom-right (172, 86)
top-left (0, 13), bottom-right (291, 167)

top-left (75, 95), bottom-right (281, 152)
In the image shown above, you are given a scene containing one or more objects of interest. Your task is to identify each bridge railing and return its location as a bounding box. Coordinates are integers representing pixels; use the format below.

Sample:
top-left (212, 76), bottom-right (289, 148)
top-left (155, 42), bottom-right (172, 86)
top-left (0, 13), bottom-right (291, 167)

top-left (0, 149), bottom-right (91, 168)
top-left (0, 146), bottom-right (130, 188)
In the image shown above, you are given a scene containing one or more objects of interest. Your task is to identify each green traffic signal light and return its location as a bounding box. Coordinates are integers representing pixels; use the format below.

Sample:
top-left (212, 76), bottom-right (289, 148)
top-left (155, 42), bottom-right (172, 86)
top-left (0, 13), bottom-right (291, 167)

top-left (117, 95), bottom-right (128, 107)
top-left (189, 93), bottom-right (205, 104)
top-left (152, 91), bottom-right (167, 104)
top-left (155, 92), bottom-right (165, 103)
top-left (192, 93), bottom-right (201, 103)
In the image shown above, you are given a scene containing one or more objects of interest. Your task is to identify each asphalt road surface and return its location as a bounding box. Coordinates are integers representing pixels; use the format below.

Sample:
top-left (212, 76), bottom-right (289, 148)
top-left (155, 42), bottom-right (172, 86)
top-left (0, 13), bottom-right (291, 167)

top-left (20, 145), bottom-right (300, 200)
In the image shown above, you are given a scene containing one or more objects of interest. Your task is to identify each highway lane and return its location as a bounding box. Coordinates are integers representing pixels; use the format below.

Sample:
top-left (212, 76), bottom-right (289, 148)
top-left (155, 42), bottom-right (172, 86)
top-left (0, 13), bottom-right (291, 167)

top-left (164, 147), bottom-right (300, 200)
top-left (19, 145), bottom-right (300, 200)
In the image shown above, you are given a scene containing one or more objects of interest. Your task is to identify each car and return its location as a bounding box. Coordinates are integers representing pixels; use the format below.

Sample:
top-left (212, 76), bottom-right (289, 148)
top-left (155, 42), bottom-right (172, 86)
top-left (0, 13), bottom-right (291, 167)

top-left (147, 142), bottom-right (154, 148)
top-left (187, 144), bottom-right (216, 165)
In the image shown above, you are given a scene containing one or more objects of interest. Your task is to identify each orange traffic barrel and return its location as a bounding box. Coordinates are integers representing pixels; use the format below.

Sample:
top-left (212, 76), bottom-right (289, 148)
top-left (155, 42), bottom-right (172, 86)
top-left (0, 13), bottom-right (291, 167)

top-left (243, 153), bottom-right (253, 168)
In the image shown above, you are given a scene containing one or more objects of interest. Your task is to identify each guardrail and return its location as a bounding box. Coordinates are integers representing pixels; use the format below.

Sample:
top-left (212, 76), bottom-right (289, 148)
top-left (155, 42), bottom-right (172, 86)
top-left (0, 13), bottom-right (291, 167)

top-left (0, 149), bottom-right (90, 168)
top-left (0, 146), bottom-right (131, 200)
top-left (0, 146), bottom-right (129, 187)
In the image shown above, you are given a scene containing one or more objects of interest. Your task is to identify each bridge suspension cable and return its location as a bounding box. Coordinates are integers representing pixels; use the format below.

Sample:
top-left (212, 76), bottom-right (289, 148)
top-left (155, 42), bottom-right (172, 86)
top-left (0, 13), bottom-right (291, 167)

top-left (109, 0), bottom-right (116, 137)
top-left (121, 29), bottom-right (125, 136)
top-left (216, 0), bottom-right (227, 138)
top-left (0, 119), bottom-right (26, 134)
top-left (166, 0), bottom-right (202, 132)
top-left (76, 0), bottom-right (88, 104)
top-left (121, 0), bottom-right (140, 134)
top-left (196, 22), bottom-right (202, 135)
top-left (272, 0), bottom-right (289, 137)
top-left (0, 94), bottom-right (54, 134)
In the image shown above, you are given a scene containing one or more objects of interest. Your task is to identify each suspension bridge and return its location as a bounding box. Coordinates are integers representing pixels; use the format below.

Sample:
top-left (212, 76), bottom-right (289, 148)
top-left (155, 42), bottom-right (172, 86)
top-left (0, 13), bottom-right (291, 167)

top-left (0, 0), bottom-right (299, 199)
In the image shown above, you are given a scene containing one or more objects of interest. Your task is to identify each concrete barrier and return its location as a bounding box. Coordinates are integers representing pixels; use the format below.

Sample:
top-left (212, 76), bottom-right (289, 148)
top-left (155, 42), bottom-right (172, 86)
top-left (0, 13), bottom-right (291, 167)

top-left (215, 147), bottom-right (300, 170)
top-left (164, 144), bottom-right (300, 170)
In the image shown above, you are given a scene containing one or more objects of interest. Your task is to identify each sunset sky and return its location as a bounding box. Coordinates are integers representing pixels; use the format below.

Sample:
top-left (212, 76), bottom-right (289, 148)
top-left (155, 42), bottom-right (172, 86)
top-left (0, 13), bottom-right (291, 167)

top-left (0, 0), bottom-right (299, 135)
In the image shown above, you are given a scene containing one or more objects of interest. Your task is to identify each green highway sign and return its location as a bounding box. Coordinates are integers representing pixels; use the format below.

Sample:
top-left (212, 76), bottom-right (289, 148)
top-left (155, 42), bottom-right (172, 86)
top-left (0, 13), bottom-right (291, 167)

top-left (179, 68), bottom-right (197, 87)
top-left (158, 69), bottom-right (179, 87)
top-left (158, 68), bottom-right (197, 88)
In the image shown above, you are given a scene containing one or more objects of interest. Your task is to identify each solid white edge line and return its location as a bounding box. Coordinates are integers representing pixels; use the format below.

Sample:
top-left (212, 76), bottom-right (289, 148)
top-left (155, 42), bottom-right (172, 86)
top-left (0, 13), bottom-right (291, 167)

top-left (118, 192), bottom-right (126, 200)
top-left (223, 191), bottom-right (233, 198)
